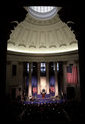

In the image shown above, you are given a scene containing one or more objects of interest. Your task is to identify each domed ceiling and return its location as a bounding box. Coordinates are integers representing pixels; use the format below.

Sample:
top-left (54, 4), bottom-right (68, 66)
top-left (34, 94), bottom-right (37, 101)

top-left (7, 6), bottom-right (78, 54)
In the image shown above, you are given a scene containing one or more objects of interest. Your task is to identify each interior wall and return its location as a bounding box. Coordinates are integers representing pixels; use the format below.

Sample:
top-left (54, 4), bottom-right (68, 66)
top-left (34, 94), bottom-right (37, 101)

top-left (6, 61), bottom-right (24, 97)
top-left (63, 60), bottom-right (80, 101)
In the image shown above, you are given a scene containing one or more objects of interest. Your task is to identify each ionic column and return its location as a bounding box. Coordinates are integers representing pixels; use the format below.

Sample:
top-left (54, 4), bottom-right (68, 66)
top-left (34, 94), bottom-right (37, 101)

top-left (46, 62), bottom-right (49, 94)
top-left (55, 62), bottom-right (58, 96)
top-left (37, 62), bottom-right (40, 94)
top-left (28, 62), bottom-right (32, 97)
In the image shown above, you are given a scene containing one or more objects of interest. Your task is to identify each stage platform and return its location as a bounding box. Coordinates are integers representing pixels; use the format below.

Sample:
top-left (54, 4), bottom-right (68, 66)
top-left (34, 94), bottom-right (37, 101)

top-left (24, 98), bottom-right (65, 104)
top-left (23, 94), bottom-right (66, 104)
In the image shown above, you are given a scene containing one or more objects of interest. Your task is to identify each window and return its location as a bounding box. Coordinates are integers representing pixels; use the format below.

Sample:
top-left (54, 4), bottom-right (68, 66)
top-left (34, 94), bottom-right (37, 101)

top-left (41, 63), bottom-right (46, 67)
top-left (27, 63), bottom-right (29, 72)
top-left (41, 63), bottom-right (46, 72)
top-left (57, 62), bottom-right (59, 71)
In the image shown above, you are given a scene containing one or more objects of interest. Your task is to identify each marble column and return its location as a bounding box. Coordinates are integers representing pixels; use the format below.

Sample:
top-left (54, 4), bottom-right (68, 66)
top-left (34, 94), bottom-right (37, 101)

top-left (28, 62), bottom-right (32, 97)
top-left (37, 62), bottom-right (40, 94)
top-left (55, 62), bottom-right (58, 96)
top-left (46, 62), bottom-right (49, 94)
top-left (63, 62), bottom-right (67, 95)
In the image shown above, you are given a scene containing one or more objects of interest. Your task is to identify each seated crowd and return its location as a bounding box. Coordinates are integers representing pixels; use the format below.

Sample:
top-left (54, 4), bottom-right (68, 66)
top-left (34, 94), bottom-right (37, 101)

top-left (5, 97), bottom-right (85, 123)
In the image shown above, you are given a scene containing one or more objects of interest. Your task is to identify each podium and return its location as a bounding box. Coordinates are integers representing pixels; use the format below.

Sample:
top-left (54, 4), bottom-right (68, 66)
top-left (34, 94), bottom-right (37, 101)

top-left (42, 93), bottom-right (45, 99)
top-left (41, 89), bottom-right (46, 99)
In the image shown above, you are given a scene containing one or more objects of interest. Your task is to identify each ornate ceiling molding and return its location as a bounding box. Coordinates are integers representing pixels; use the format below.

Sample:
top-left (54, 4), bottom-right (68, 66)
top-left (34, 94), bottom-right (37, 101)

top-left (7, 50), bottom-right (79, 62)
top-left (7, 13), bottom-right (78, 54)
top-left (25, 13), bottom-right (61, 26)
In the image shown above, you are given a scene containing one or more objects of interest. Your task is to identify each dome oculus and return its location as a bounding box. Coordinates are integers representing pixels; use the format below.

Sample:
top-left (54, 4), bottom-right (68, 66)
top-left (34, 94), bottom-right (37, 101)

top-left (29, 6), bottom-right (57, 19)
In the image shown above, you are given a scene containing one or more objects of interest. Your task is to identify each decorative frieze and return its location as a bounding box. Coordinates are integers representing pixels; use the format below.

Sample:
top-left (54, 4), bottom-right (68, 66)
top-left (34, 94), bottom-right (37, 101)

top-left (7, 50), bottom-right (79, 62)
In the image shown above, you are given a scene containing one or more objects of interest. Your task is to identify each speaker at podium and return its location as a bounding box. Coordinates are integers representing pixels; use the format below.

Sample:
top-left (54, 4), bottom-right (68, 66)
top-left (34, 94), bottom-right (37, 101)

top-left (41, 89), bottom-right (46, 99)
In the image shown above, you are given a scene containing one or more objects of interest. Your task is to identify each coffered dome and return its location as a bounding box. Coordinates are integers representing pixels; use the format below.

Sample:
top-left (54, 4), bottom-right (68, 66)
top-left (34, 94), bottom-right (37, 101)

top-left (7, 9), bottom-right (78, 54)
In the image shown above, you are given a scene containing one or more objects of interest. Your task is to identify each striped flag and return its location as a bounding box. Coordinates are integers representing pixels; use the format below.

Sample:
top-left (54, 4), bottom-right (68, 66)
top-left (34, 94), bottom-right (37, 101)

top-left (50, 86), bottom-right (55, 92)
top-left (33, 87), bottom-right (37, 93)
top-left (66, 65), bottom-right (78, 84)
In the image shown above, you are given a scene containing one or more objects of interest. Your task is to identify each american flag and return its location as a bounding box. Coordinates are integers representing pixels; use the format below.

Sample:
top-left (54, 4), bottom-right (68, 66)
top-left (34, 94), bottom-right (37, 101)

top-left (50, 87), bottom-right (55, 92)
top-left (33, 87), bottom-right (37, 93)
top-left (67, 65), bottom-right (78, 84)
